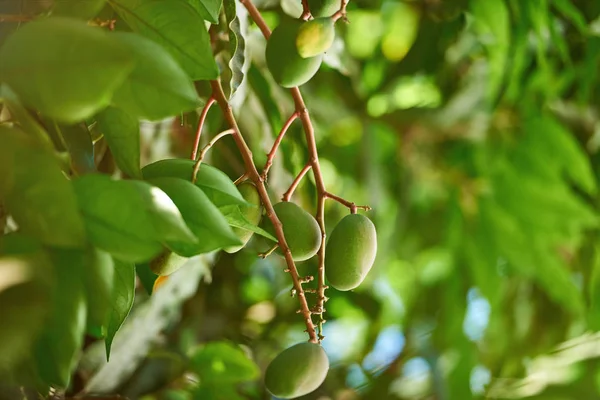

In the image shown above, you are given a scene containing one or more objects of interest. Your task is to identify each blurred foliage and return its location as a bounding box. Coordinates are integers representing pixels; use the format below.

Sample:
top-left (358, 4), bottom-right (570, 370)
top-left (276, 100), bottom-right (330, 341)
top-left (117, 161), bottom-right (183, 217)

top-left (1, 0), bottom-right (600, 399)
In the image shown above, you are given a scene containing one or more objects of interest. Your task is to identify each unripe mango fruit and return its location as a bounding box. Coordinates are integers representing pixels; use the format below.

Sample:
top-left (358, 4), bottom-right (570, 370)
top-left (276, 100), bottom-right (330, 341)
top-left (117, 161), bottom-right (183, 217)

top-left (149, 250), bottom-right (188, 276)
top-left (307, 0), bottom-right (339, 17)
top-left (296, 18), bottom-right (335, 58)
top-left (141, 158), bottom-right (246, 208)
top-left (264, 342), bottom-right (329, 399)
top-left (325, 214), bottom-right (377, 291)
top-left (265, 202), bottom-right (321, 261)
top-left (224, 181), bottom-right (263, 254)
top-left (266, 19), bottom-right (323, 88)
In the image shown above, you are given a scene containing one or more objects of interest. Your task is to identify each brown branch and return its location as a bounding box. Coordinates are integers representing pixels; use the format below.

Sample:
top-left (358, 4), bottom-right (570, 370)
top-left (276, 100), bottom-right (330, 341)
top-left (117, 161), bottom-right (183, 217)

top-left (325, 192), bottom-right (371, 214)
top-left (190, 97), bottom-right (216, 160)
top-left (0, 14), bottom-right (33, 22)
top-left (209, 80), bottom-right (318, 343)
top-left (262, 112), bottom-right (299, 180)
top-left (240, 0), bottom-right (330, 341)
top-left (301, 0), bottom-right (312, 20)
top-left (332, 0), bottom-right (350, 22)
top-left (191, 128), bottom-right (235, 182)
top-left (282, 163), bottom-right (312, 201)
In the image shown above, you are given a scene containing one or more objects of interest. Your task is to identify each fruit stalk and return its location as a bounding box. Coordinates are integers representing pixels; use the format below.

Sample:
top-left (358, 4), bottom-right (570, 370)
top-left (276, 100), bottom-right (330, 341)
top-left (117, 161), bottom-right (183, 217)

top-left (262, 111), bottom-right (299, 180)
top-left (208, 79), bottom-right (318, 343)
top-left (190, 97), bottom-right (216, 160)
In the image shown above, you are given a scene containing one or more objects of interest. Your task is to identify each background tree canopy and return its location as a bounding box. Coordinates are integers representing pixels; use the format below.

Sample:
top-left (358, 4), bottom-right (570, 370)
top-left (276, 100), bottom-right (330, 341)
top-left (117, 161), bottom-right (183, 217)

top-left (1, 0), bottom-right (600, 399)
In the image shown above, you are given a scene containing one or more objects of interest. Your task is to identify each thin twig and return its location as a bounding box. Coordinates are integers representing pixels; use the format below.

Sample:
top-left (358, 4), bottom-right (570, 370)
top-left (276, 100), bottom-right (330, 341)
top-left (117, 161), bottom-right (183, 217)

top-left (191, 128), bottom-right (235, 182)
top-left (190, 97), bottom-right (216, 160)
top-left (282, 163), bottom-right (312, 201)
top-left (325, 192), bottom-right (371, 214)
top-left (0, 14), bottom-right (33, 22)
top-left (209, 80), bottom-right (318, 343)
top-left (262, 112), bottom-right (299, 180)
top-left (331, 0), bottom-right (349, 22)
top-left (301, 0), bottom-right (312, 20)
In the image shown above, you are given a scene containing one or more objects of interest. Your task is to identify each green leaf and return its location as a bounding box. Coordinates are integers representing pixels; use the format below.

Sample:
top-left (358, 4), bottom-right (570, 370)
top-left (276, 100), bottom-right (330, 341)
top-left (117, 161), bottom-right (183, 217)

top-left (551, 0), bottom-right (588, 34)
top-left (35, 248), bottom-right (88, 387)
top-left (192, 386), bottom-right (245, 400)
top-left (189, 341), bottom-right (260, 384)
top-left (83, 248), bottom-right (115, 334)
top-left (219, 0), bottom-right (246, 99)
top-left (247, 65), bottom-right (283, 136)
top-left (146, 177), bottom-right (242, 256)
top-left (110, 0), bottom-right (219, 80)
top-left (187, 0), bottom-right (222, 24)
top-left (219, 205), bottom-right (277, 242)
top-left (0, 85), bottom-right (53, 149)
top-left (0, 237), bottom-right (53, 372)
top-left (51, 0), bottom-right (107, 19)
top-left (136, 262), bottom-right (159, 295)
top-left (53, 122), bottom-right (97, 175)
top-left (0, 17), bottom-right (134, 123)
top-left (73, 174), bottom-right (197, 263)
top-left (105, 258), bottom-right (135, 361)
top-left (0, 126), bottom-right (87, 248)
top-left (96, 107), bottom-right (142, 179)
top-left (110, 32), bottom-right (201, 121)
top-left (470, 0), bottom-right (510, 103)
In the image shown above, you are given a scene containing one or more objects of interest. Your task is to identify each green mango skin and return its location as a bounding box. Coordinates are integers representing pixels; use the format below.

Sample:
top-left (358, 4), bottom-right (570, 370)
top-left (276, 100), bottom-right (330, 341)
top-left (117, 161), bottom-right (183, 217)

top-left (266, 202), bottom-right (322, 261)
top-left (325, 214), bottom-right (377, 291)
top-left (266, 19), bottom-right (323, 88)
top-left (224, 181), bottom-right (263, 254)
top-left (307, 0), bottom-right (339, 17)
top-left (264, 342), bottom-right (329, 399)
top-left (296, 18), bottom-right (335, 58)
top-left (141, 158), bottom-right (246, 208)
top-left (149, 250), bottom-right (189, 276)
top-left (146, 177), bottom-right (241, 256)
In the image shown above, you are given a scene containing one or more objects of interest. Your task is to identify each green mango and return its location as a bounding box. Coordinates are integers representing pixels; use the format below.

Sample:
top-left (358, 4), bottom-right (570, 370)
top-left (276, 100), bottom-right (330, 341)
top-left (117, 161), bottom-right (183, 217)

top-left (296, 17), bottom-right (335, 58)
top-left (264, 342), bottom-right (329, 399)
top-left (325, 214), bottom-right (377, 291)
top-left (141, 158), bottom-right (246, 208)
top-left (149, 250), bottom-right (188, 276)
top-left (307, 0), bottom-right (339, 17)
top-left (224, 181), bottom-right (263, 254)
top-left (266, 19), bottom-right (323, 88)
top-left (265, 202), bottom-right (321, 261)
top-left (146, 177), bottom-right (241, 256)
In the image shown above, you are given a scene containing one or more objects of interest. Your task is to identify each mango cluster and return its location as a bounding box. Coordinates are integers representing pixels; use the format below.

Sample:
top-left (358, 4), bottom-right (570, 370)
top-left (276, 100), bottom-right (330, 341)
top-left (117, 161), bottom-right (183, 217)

top-left (266, 16), bottom-right (336, 87)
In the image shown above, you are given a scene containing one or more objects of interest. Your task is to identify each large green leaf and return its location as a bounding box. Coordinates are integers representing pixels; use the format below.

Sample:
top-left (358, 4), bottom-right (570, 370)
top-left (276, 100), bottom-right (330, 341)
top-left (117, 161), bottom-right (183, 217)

top-left (51, 0), bottom-right (107, 19)
top-left (186, 0), bottom-right (222, 24)
top-left (73, 174), bottom-right (197, 263)
top-left (0, 17), bottom-right (134, 123)
top-left (96, 107), bottom-right (142, 179)
top-left (109, 0), bottom-right (219, 80)
top-left (0, 126), bottom-right (86, 248)
top-left (470, 0), bottom-right (510, 103)
top-left (83, 248), bottom-right (115, 336)
top-left (35, 248), bottom-right (88, 387)
top-left (105, 258), bottom-right (135, 360)
top-left (189, 341), bottom-right (260, 384)
top-left (0, 235), bottom-right (53, 373)
top-left (110, 32), bottom-right (200, 121)
top-left (219, 204), bottom-right (276, 242)
top-left (147, 177), bottom-right (241, 256)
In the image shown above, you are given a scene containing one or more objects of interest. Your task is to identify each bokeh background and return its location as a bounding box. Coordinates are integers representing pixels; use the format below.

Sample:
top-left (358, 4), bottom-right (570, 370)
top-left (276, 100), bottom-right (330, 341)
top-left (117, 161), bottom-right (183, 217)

top-left (3, 0), bottom-right (600, 399)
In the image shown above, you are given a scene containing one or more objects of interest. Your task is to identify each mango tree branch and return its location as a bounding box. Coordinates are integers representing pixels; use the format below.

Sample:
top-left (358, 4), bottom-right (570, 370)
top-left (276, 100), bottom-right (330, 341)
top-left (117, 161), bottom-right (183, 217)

top-left (191, 128), bottom-right (235, 182)
top-left (209, 80), bottom-right (318, 343)
top-left (262, 112), bottom-right (299, 180)
top-left (190, 97), bottom-right (216, 160)
top-left (325, 192), bottom-right (372, 214)
top-left (282, 163), bottom-right (312, 201)
top-left (240, 0), bottom-right (330, 340)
